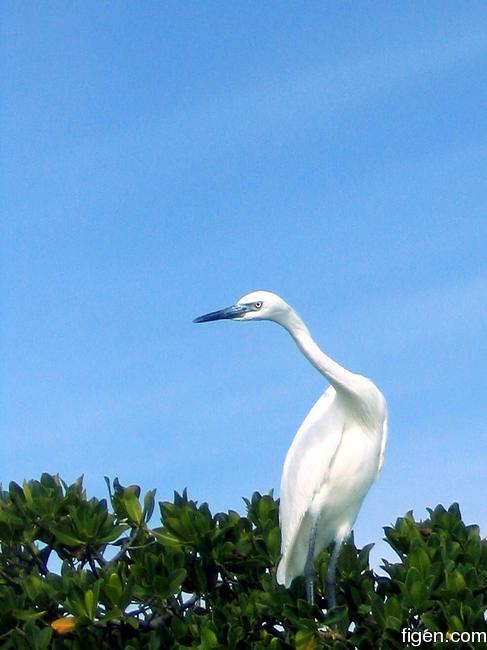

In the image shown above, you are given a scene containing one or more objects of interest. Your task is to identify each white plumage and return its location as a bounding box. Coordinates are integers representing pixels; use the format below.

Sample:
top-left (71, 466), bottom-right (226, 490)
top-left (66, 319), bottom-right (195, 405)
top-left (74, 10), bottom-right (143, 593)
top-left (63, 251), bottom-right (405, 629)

top-left (194, 290), bottom-right (387, 606)
top-left (277, 383), bottom-right (387, 588)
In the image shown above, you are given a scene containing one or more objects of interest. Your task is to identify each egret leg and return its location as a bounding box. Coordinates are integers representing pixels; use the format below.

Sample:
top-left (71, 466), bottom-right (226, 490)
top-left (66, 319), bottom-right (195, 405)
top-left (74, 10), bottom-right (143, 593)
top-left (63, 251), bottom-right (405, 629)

top-left (325, 539), bottom-right (342, 610)
top-left (304, 520), bottom-right (318, 604)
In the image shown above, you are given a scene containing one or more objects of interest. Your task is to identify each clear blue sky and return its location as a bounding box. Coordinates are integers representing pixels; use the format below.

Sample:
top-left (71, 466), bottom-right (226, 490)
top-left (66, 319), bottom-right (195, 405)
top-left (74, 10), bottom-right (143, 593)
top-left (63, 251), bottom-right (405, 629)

top-left (1, 2), bottom-right (486, 565)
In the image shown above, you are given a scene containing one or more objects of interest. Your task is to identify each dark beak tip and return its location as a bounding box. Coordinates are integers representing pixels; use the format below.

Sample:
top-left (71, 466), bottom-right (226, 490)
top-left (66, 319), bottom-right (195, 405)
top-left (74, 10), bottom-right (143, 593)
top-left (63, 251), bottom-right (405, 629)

top-left (193, 304), bottom-right (249, 324)
top-left (192, 311), bottom-right (223, 323)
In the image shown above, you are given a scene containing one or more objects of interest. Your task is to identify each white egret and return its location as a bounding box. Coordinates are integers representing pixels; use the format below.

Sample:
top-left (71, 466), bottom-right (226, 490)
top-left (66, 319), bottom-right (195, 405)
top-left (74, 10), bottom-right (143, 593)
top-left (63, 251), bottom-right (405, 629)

top-left (194, 290), bottom-right (387, 607)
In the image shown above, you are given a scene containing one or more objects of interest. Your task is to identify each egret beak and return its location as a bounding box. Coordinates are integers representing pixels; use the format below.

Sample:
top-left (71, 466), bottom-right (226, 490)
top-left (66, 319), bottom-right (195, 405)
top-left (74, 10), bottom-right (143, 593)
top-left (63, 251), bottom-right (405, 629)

top-left (193, 304), bottom-right (250, 323)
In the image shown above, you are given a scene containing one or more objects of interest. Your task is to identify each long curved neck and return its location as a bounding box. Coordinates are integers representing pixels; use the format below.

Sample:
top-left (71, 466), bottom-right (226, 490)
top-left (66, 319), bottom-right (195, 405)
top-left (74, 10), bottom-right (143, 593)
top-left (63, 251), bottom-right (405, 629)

top-left (279, 308), bottom-right (358, 393)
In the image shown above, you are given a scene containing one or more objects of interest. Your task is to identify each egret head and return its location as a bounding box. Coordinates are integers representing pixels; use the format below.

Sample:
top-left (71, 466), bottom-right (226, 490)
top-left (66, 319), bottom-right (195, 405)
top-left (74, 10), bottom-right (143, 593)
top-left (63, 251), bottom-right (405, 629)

top-left (193, 290), bottom-right (291, 324)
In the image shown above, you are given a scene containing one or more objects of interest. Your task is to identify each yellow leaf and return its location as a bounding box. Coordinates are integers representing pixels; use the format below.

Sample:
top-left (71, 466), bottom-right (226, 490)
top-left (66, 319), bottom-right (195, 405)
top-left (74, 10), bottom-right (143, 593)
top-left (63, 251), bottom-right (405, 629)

top-left (51, 616), bottom-right (78, 634)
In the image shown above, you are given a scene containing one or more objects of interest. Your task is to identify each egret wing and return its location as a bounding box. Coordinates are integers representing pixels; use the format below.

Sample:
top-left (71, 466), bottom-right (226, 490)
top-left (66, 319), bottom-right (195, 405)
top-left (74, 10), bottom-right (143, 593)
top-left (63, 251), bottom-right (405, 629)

top-left (377, 410), bottom-right (388, 474)
top-left (277, 386), bottom-right (345, 585)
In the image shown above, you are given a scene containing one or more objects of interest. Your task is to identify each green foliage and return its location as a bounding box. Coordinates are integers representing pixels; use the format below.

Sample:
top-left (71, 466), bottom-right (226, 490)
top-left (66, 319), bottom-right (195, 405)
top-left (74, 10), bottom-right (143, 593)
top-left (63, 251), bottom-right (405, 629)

top-left (0, 475), bottom-right (485, 648)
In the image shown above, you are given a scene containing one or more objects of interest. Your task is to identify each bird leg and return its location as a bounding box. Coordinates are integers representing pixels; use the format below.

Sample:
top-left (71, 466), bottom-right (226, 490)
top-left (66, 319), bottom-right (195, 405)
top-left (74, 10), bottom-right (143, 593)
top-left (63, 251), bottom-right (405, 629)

top-left (325, 539), bottom-right (342, 610)
top-left (304, 519), bottom-right (318, 604)
top-left (305, 572), bottom-right (314, 605)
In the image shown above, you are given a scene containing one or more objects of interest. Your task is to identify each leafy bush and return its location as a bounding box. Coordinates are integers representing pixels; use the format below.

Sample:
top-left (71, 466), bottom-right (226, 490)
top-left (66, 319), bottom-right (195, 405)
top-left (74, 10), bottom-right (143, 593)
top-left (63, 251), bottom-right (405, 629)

top-left (0, 474), bottom-right (485, 648)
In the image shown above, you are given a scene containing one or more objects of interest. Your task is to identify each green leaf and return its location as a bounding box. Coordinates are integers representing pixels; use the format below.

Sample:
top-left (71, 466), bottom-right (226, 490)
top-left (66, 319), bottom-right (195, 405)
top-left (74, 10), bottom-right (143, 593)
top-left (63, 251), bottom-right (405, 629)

top-left (405, 566), bottom-right (428, 609)
top-left (421, 613), bottom-right (441, 632)
top-left (104, 572), bottom-right (123, 605)
top-left (84, 589), bottom-right (95, 620)
top-left (50, 525), bottom-right (84, 546)
top-left (123, 490), bottom-right (143, 525)
top-left (445, 569), bottom-right (466, 595)
top-left (266, 526), bottom-right (281, 559)
top-left (384, 615), bottom-right (402, 631)
top-left (167, 568), bottom-right (187, 593)
top-left (152, 528), bottom-right (183, 547)
top-left (97, 523), bottom-right (129, 544)
top-left (295, 628), bottom-right (317, 649)
top-left (12, 609), bottom-right (46, 621)
top-left (38, 626), bottom-right (53, 649)
top-left (200, 625), bottom-right (219, 648)
top-left (143, 489), bottom-right (156, 522)
top-left (0, 509), bottom-right (24, 526)
top-left (447, 615), bottom-right (464, 632)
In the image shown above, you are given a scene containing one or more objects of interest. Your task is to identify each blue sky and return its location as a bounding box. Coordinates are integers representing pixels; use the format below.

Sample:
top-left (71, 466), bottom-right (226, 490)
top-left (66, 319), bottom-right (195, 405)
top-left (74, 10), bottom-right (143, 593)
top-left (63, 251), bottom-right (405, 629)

top-left (1, 2), bottom-right (486, 565)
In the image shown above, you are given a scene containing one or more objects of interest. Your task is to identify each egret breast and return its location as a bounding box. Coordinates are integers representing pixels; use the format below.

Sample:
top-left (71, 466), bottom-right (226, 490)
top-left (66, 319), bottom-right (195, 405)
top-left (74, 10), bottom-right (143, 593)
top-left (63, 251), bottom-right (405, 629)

top-left (312, 422), bottom-right (382, 554)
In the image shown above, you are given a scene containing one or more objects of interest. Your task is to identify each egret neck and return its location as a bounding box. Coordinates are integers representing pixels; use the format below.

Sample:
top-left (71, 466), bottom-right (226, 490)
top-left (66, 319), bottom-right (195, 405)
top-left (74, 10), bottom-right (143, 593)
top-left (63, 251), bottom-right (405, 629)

top-left (277, 307), bottom-right (359, 396)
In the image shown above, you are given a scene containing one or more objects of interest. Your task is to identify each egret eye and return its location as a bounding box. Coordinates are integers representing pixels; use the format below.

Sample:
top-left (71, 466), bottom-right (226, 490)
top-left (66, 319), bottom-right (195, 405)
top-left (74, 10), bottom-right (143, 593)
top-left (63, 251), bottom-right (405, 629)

top-left (254, 301), bottom-right (263, 309)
